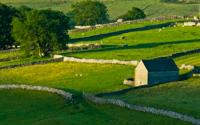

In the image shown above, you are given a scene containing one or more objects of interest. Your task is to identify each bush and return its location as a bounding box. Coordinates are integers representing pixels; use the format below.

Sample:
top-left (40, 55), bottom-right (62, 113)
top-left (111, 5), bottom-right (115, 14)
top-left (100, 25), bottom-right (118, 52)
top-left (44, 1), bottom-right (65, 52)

top-left (72, 0), bottom-right (109, 25)
top-left (118, 7), bottom-right (146, 21)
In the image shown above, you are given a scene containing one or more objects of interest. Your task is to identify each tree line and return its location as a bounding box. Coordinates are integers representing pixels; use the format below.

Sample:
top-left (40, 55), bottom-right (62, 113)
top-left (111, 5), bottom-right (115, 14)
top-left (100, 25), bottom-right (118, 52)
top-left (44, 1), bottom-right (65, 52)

top-left (0, 0), bottom-right (146, 57)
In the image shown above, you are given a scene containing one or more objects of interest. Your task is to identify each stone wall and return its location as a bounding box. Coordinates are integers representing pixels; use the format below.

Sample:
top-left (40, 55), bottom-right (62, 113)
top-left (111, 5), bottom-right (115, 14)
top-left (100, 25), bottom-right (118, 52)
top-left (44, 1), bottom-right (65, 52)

top-left (0, 84), bottom-right (73, 100)
top-left (70, 22), bottom-right (174, 42)
top-left (0, 49), bottom-right (19, 53)
top-left (0, 57), bottom-right (64, 70)
top-left (69, 15), bottom-right (188, 34)
top-left (154, 48), bottom-right (200, 60)
top-left (54, 55), bottom-right (138, 66)
top-left (83, 92), bottom-right (200, 125)
top-left (0, 56), bottom-right (20, 62)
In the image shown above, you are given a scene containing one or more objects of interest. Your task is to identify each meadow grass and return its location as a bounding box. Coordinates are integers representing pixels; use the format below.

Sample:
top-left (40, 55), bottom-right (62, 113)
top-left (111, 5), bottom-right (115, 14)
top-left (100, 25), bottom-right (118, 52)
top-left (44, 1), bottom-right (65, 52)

top-left (60, 26), bottom-right (200, 61)
top-left (1, 0), bottom-right (199, 20)
top-left (0, 89), bottom-right (191, 125)
top-left (174, 52), bottom-right (200, 67)
top-left (104, 77), bottom-right (200, 119)
top-left (0, 57), bottom-right (50, 67)
top-left (69, 20), bottom-right (186, 39)
top-left (0, 51), bottom-right (23, 59)
top-left (0, 62), bottom-right (134, 93)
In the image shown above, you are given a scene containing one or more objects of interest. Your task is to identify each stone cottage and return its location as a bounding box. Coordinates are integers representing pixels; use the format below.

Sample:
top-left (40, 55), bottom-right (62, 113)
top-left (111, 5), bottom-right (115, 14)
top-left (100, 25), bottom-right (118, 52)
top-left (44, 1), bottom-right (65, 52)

top-left (134, 59), bottom-right (179, 87)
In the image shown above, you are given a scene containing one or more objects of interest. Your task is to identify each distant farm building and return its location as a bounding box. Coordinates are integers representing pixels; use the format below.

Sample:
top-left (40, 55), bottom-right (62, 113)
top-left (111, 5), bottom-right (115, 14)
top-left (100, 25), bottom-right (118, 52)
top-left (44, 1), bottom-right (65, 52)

top-left (135, 59), bottom-right (179, 87)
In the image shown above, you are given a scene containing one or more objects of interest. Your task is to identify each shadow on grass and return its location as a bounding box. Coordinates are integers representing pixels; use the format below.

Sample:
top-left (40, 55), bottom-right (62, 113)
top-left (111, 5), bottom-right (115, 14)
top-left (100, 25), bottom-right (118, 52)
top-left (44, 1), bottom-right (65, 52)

top-left (69, 22), bottom-right (172, 43)
top-left (61, 39), bottom-right (200, 55)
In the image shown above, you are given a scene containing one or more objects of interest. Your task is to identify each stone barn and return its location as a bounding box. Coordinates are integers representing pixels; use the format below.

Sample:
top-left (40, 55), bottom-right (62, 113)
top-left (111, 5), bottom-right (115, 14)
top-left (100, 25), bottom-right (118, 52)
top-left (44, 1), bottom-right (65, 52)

top-left (134, 59), bottom-right (179, 87)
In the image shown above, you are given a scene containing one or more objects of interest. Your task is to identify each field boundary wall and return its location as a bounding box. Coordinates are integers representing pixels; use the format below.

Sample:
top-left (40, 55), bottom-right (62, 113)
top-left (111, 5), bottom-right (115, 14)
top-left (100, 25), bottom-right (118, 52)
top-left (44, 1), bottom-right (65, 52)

top-left (0, 84), bottom-right (73, 100)
top-left (83, 92), bottom-right (200, 125)
top-left (0, 57), bottom-right (64, 70)
top-left (70, 22), bottom-right (174, 42)
top-left (69, 15), bottom-right (191, 34)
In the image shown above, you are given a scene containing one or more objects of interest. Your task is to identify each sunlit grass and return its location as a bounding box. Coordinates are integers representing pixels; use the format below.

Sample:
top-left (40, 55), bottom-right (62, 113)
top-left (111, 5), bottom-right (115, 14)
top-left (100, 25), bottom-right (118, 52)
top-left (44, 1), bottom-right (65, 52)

top-left (60, 26), bottom-right (200, 60)
top-left (174, 52), bottom-right (200, 67)
top-left (0, 62), bottom-right (134, 93)
top-left (105, 77), bottom-right (200, 119)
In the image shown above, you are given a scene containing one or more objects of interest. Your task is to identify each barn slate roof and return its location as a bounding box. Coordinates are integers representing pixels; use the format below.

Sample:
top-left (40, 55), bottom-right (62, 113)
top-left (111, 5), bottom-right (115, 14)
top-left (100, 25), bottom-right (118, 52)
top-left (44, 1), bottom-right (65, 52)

top-left (142, 59), bottom-right (179, 72)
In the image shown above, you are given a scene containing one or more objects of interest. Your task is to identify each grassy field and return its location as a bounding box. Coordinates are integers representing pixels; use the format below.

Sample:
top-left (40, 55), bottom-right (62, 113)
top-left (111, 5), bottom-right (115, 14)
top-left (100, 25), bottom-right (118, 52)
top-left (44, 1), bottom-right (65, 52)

top-left (0, 51), bottom-right (23, 59)
top-left (174, 52), bottom-right (200, 66)
top-left (1, 0), bottom-right (199, 20)
top-left (0, 57), bottom-right (50, 67)
top-left (104, 77), bottom-right (200, 119)
top-left (59, 25), bottom-right (200, 61)
top-left (69, 20), bottom-right (188, 39)
top-left (0, 89), bottom-right (191, 125)
top-left (0, 62), bottom-right (134, 93)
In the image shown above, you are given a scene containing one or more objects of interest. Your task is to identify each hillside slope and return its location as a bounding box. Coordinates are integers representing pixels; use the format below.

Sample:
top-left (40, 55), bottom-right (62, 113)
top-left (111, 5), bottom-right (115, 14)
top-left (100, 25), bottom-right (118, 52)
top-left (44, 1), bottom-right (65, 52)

top-left (1, 0), bottom-right (199, 20)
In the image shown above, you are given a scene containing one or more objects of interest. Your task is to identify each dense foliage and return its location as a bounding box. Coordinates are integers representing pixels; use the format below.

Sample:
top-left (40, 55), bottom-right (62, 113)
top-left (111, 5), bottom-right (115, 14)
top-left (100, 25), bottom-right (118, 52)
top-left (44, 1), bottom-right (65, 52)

top-left (72, 0), bottom-right (109, 25)
top-left (0, 3), bottom-right (17, 50)
top-left (118, 7), bottom-right (146, 21)
top-left (12, 9), bottom-right (69, 57)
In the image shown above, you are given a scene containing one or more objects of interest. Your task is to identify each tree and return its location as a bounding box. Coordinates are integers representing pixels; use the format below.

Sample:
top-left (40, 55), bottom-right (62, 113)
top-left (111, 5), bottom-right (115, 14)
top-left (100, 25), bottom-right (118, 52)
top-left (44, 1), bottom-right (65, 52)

top-left (12, 9), bottom-right (69, 57)
top-left (72, 0), bottom-right (109, 25)
top-left (0, 3), bottom-right (17, 50)
top-left (118, 7), bottom-right (146, 21)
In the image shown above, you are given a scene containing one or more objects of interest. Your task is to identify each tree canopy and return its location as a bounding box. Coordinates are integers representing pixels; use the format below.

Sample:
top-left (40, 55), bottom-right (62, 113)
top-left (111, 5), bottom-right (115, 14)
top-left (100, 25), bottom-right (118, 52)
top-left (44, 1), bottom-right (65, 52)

top-left (12, 9), bottom-right (69, 57)
top-left (0, 3), bottom-right (17, 50)
top-left (118, 7), bottom-right (146, 21)
top-left (72, 0), bottom-right (109, 25)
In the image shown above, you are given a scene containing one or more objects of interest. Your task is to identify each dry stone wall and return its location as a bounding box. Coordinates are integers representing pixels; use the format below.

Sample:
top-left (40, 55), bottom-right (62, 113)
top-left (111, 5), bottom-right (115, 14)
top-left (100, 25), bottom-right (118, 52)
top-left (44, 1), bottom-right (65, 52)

top-left (70, 22), bottom-right (174, 42)
top-left (0, 56), bottom-right (20, 62)
top-left (154, 48), bottom-right (200, 60)
top-left (0, 57), bottom-right (64, 70)
top-left (69, 15), bottom-right (188, 34)
top-left (83, 92), bottom-right (200, 125)
top-left (0, 49), bottom-right (19, 53)
top-left (54, 55), bottom-right (138, 65)
top-left (0, 84), bottom-right (73, 100)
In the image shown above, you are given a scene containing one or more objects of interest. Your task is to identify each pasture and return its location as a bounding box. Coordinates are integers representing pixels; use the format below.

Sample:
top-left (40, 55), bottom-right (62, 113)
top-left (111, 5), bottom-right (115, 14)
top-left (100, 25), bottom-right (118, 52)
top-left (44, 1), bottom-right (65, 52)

top-left (1, 19), bottom-right (200, 124)
top-left (175, 52), bottom-right (200, 67)
top-left (59, 24), bottom-right (200, 61)
top-left (104, 77), bottom-right (200, 120)
top-left (0, 62), bottom-right (134, 93)
top-left (0, 0), bottom-right (199, 20)
top-left (0, 89), bottom-right (190, 125)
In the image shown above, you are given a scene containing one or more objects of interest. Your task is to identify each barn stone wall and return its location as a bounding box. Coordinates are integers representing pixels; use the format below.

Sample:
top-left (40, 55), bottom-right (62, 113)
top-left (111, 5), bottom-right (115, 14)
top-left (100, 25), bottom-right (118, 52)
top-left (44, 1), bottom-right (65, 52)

top-left (148, 71), bottom-right (179, 86)
top-left (135, 62), bottom-right (148, 86)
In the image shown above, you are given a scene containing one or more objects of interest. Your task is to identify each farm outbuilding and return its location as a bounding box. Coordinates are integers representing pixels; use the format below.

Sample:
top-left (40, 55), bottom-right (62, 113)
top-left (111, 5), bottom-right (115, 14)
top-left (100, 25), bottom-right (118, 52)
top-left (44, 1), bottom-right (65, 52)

top-left (134, 59), bottom-right (179, 87)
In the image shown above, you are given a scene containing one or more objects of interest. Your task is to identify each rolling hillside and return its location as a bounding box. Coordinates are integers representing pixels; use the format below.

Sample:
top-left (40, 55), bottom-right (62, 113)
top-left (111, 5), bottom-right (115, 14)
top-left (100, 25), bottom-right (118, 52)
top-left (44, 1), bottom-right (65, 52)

top-left (0, 0), bottom-right (199, 20)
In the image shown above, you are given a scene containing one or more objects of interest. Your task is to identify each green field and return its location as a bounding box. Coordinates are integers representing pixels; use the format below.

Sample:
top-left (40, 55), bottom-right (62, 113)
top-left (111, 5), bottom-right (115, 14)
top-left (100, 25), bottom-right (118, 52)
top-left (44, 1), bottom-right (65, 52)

top-left (1, 13), bottom-right (200, 124)
top-left (0, 62), bottom-right (134, 93)
top-left (0, 89), bottom-right (191, 125)
top-left (0, 57), bottom-right (50, 67)
top-left (69, 20), bottom-right (188, 39)
top-left (175, 52), bottom-right (200, 66)
top-left (59, 25), bottom-right (200, 61)
top-left (104, 77), bottom-right (200, 119)
top-left (0, 51), bottom-right (22, 59)
top-left (1, 0), bottom-right (199, 20)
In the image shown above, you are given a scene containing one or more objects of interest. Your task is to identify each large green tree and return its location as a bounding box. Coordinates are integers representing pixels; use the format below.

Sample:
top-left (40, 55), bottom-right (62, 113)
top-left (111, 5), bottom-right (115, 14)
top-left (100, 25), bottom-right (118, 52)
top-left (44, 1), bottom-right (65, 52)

top-left (72, 0), bottom-right (109, 25)
top-left (118, 7), bottom-right (146, 21)
top-left (12, 9), bottom-right (69, 57)
top-left (0, 3), bottom-right (17, 50)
